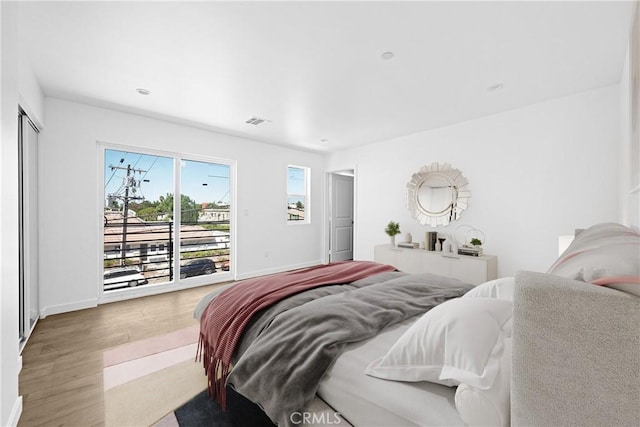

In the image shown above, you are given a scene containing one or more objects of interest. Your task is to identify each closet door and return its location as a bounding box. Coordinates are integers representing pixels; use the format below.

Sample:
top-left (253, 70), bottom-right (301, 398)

top-left (19, 111), bottom-right (39, 347)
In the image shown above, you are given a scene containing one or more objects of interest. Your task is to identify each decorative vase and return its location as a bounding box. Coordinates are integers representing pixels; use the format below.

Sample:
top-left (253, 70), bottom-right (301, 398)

top-left (406, 233), bottom-right (412, 243)
top-left (442, 235), bottom-right (456, 253)
top-left (442, 238), bottom-right (451, 253)
top-left (390, 235), bottom-right (396, 246)
top-left (435, 240), bottom-right (442, 251)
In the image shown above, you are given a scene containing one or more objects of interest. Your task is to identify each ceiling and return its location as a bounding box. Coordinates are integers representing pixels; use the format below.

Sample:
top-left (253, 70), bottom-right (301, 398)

top-left (17, 1), bottom-right (636, 152)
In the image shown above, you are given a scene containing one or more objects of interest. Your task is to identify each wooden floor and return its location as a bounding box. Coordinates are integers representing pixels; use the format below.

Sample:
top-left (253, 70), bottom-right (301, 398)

top-left (18, 283), bottom-right (223, 427)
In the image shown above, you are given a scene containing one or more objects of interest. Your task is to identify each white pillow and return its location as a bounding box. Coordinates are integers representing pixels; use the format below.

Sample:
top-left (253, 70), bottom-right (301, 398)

top-left (365, 298), bottom-right (512, 389)
top-left (463, 277), bottom-right (515, 302)
top-left (455, 338), bottom-right (512, 427)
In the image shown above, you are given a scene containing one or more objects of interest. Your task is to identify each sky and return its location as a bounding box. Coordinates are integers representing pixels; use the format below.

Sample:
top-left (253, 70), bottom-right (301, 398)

top-left (287, 166), bottom-right (306, 205)
top-left (104, 149), bottom-right (231, 206)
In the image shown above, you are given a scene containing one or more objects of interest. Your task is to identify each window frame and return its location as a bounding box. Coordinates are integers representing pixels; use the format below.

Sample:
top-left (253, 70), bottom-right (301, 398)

top-left (287, 165), bottom-right (310, 224)
top-left (97, 142), bottom-right (236, 303)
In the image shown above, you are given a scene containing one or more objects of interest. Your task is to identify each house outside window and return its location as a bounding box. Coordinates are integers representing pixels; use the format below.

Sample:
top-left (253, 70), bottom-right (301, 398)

top-left (287, 165), bottom-right (309, 223)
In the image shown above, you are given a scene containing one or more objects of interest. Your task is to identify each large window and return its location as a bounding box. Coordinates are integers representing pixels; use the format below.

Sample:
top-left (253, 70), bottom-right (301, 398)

top-left (287, 165), bottom-right (309, 222)
top-left (102, 147), bottom-right (232, 293)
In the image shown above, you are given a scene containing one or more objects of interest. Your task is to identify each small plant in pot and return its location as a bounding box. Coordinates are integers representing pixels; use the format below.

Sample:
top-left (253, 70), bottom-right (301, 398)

top-left (469, 237), bottom-right (482, 247)
top-left (385, 221), bottom-right (401, 246)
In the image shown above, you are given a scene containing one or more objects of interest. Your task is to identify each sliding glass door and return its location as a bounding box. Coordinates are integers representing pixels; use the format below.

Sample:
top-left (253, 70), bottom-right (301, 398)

top-left (103, 150), bottom-right (175, 289)
top-left (102, 147), bottom-right (232, 293)
top-left (179, 159), bottom-right (231, 278)
top-left (18, 110), bottom-right (39, 347)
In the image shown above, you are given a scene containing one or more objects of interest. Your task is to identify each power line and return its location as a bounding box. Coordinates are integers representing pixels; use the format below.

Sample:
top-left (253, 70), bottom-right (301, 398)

top-left (139, 156), bottom-right (159, 182)
top-left (104, 168), bottom-right (119, 188)
top-left (104, 152), bottom-right (129, 188)
top-left (132, 153), bottom-right (143, 169)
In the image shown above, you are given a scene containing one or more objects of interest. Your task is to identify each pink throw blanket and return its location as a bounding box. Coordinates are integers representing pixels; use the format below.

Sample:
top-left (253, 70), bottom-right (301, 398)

top-left (197, 260), bottom-right (396, 407)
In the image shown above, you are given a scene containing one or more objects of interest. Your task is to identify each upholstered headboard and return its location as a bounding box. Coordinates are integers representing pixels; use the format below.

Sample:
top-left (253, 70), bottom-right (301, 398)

top-left (511, 223), bottom-right (640, 426)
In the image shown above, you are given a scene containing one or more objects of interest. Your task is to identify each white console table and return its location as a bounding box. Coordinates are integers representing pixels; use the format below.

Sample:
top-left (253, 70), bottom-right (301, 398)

top-left (374, 244), bottom-right (497, 285)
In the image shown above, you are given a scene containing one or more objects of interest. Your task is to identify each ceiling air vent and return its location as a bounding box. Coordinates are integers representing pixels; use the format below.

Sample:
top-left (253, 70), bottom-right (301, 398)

top-left (245, 116), bottom-right (271, 125)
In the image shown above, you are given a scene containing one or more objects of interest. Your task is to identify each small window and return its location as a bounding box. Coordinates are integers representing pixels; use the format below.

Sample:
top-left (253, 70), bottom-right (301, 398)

top-left (287, 166), bottom-right (309, 223)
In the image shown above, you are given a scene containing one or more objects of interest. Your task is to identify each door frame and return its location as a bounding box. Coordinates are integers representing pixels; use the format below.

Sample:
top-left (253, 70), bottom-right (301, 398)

top-left (325, 168), bottom-right (357, 263)
top-left (18, 109), bottom-right (40, 351)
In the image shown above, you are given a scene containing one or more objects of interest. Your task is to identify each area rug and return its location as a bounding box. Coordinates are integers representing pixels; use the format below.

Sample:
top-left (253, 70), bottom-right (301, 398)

top-left (156, 390), bottom-right (350, 427)
top-left (104, 324), bottom-right (349, 426)
top-left (154, 390), bottom-right (232, 427)
top-left (103, 324), bottom-right (208, 427)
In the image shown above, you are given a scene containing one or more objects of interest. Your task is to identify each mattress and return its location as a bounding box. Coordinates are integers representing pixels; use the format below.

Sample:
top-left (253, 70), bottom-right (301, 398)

top-left (317, 316), bottom-right (464, 427)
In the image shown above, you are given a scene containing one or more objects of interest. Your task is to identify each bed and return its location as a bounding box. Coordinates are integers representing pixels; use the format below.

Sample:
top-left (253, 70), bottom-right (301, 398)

top-left (195, 223), bottom-right (640, 427)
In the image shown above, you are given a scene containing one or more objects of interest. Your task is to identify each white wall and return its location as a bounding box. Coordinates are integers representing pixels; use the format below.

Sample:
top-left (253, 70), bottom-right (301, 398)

top-left (620, 2), bottom-right (639, 229)
top-left (17, 54), bottom-right (44, 129)
top-left (38, 98), bottom-right (325, 316)
top-left (1, 1), bottom-right (45, 425)
top-left (620, 39), bottom-right (631, 226)
top-left (0, 4), bottom-right (21, 425)
top-left (327, 85), bottom-right (621, 277)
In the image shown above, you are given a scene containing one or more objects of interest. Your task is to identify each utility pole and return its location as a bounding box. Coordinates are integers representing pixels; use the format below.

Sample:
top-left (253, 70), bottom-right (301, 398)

top-left (108, 163), bottom-right (146, 266)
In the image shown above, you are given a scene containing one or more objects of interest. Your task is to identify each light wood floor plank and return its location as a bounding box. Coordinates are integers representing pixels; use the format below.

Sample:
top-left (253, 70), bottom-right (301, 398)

top-left (19, 283), bottom-right (223, 426)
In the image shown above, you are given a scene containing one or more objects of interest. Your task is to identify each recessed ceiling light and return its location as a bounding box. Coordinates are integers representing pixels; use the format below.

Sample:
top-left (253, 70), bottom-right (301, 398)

top-left (136, 88), bottom-right (151, 95)
top-left (488, 83), bottom-right (504, 92)
top-left (320, 139), bottom-right (328, 143)
top-left (381, 51), bottom-right (394, 61)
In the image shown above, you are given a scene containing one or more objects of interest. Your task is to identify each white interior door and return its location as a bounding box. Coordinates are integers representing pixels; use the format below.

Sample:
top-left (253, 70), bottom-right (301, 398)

top-left (330, 172), bottom-right (354, 262)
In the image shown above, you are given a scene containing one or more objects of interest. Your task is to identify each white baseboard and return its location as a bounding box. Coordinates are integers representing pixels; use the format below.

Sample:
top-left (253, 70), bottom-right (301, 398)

top-left (40, 299), bottom-right (97, 318)
top-left (7, 396), bottom-right (22, 427)
top-left (235, 260), bottom-right (324, 281)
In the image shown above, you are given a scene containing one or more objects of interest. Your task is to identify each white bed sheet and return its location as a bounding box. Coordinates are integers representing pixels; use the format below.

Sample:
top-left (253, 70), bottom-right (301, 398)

top-left (317, 316), bottom-right (465, 427)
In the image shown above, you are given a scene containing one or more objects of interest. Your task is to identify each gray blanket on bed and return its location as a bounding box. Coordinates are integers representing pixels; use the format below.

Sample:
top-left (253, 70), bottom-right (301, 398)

top-left (226, 272), bottom-right (473, 426)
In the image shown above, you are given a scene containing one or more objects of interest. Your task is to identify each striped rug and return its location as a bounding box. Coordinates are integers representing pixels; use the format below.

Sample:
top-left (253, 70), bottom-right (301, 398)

top-left (103, 324), bottom-right (206, 427)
